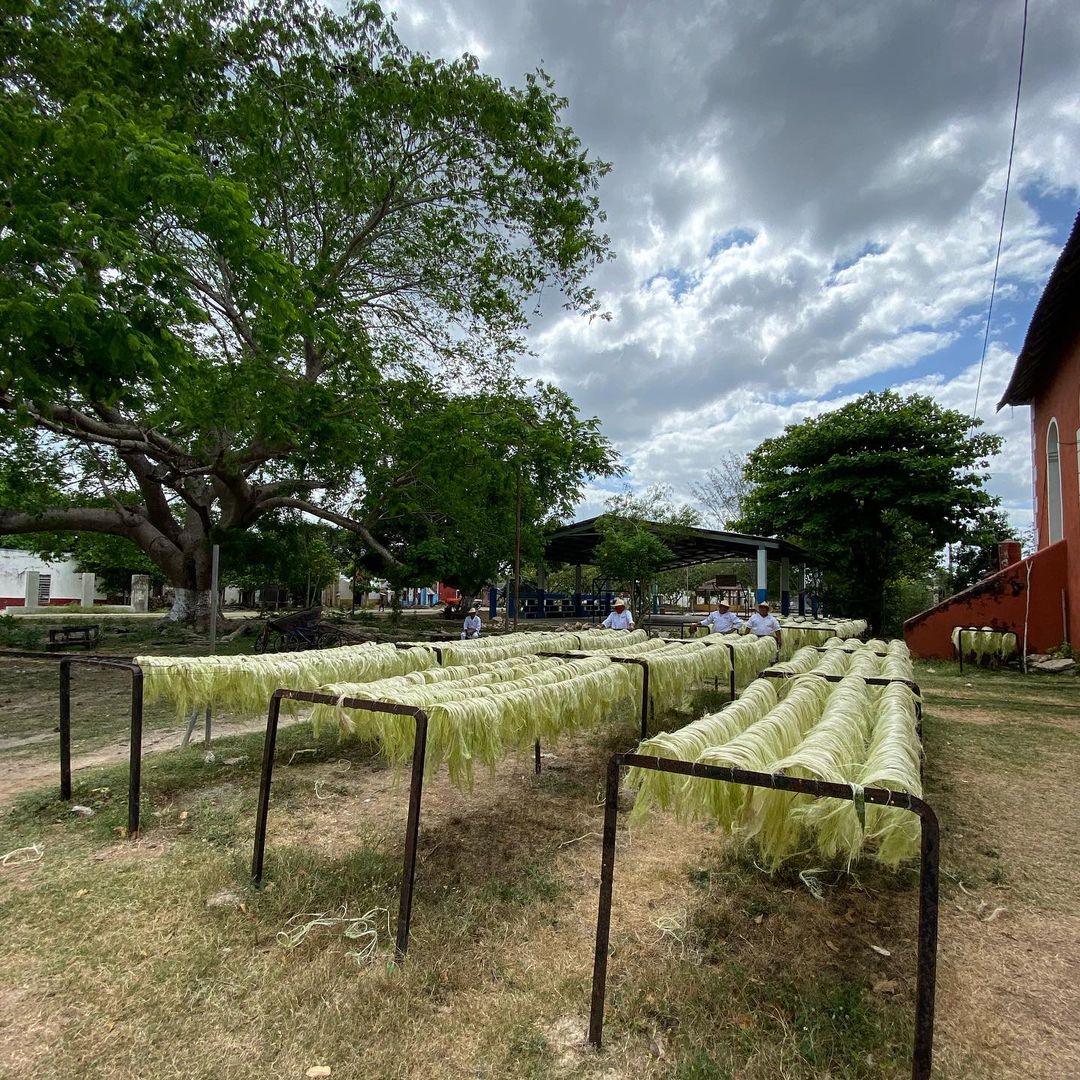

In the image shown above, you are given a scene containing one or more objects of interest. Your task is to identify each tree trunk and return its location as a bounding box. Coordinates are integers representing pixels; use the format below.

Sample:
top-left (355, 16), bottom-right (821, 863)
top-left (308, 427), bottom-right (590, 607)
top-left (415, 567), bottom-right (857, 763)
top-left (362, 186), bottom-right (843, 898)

top-left (160, 529), bottom-right (214, 628)
top-left (164, 587), bottom-right (212, 625)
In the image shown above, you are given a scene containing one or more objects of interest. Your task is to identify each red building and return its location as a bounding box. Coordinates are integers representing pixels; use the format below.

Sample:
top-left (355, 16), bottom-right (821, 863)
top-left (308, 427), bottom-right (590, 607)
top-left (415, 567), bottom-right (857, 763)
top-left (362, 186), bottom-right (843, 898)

top-left (905, 212), bottom-right (1080, 657)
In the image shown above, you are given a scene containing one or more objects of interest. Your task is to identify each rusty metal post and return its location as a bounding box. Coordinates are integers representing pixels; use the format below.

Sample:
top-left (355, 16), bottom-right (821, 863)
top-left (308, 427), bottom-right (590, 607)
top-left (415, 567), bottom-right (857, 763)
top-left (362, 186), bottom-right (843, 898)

top-left (249, 689), bottom-right (431, 958)
top-left (57, 657), bottom-right (143, 835)
top-left (395, 710), bottom-right (429, 958)
top-left (534, 739), bottom-right (542, 775)
top-left (251, 692), bottom-right (283, 884)
top-left (727, 642), bottom-right (736, 701)
top-left (587, 754), bottom-right (622, 1047)
top-left (586, 753), bottom-right (939, 1080)
top-left (913, 805), bottom-right (941, 1079)
top-left (127, 667), bottom-right (144, 838)
top-left (59, 658), bottom-right (72, 801)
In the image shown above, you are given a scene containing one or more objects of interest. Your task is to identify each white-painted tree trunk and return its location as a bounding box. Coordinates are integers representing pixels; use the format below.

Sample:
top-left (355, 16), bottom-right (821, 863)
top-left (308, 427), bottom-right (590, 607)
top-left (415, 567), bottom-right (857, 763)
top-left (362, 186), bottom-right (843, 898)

top-left (164, 587), bottom-right (212, 626)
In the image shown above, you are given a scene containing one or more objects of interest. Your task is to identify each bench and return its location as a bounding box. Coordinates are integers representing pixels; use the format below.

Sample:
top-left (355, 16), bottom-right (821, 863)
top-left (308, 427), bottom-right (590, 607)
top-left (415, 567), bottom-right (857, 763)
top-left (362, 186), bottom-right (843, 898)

top-left (47, 625), bottom-right (101, 650)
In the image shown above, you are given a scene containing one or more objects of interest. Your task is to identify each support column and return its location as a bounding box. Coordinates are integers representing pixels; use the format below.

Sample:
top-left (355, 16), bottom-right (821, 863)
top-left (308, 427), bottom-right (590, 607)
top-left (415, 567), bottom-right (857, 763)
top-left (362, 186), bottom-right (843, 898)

top-left (780, 557), bottom-right (790, 615)
top-left (80, 573), bottom-right (96, 609)
top-left (24, 570), bottom-right (40, 610)
top-left (131, 574), bottom-right (150, 613)
top-left (798, 563), bottom-right (806, 615)
top-left (573, 564), bottom-right (584, 617)
top-left (755, 547), bottom-right (768, 605)
top-left (488, 586), bottom-right (497, 620)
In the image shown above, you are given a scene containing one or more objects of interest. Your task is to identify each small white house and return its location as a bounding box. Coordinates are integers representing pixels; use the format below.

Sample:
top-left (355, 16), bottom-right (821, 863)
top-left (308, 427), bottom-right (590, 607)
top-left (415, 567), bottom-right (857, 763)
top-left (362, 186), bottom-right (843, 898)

top-left (0, 548), bottom-right (104, 611)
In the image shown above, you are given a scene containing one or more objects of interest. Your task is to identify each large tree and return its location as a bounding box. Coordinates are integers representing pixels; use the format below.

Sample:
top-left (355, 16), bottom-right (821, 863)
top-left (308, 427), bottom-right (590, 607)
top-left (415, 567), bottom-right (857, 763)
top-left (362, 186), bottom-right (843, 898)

top-left (0, 0), bottom-right (613, 620)
top-left (736, 391), bottom-right (1003, 632)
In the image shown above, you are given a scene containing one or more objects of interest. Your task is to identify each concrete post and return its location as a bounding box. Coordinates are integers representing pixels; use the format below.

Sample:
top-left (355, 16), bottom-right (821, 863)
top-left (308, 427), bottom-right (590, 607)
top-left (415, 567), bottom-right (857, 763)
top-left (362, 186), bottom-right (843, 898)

top-left (756, 547), bottom-right (768, 605)
top-left (131, 574), bottom-right (150, 613)
top-left (80, 573), bottom-right (96, 609)
top-left (780, 557), bottom-right (790, 615)
top-left (24, 570), bottom-right (40, 610)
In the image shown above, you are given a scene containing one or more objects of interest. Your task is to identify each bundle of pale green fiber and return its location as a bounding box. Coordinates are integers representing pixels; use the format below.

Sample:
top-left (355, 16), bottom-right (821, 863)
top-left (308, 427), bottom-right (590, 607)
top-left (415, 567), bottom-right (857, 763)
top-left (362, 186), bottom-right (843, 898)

top-left (311, 655), bottom-right (636, 788)
top-left (678, 675), bottom-right (834, 827)
top-left (769, 646), bottom-right (822, 675)
top-left (575, 627), bottom-right (650, 650)
top-left (626, 678), bottom-right (779, 814)
top-left (745, 675), bottom-right (874, 866)
top-left (797, 682), bottom-right (922, 868)
top-left (312, 654), bottom-right (562, 711)
top-left (578, 637), bottom-right (672, 658)
top-left (598, 640), bottom-right (733, 712)
top-left (776, 625), bottom-right (836, 658)
top-left (731, 636), bottom-right (779, 687)
top-left (137, 643), bottom-right (435, 720)
top-left (879, 651), bottom-right (915, 682)
top-left (846, 649), bottom-right (882, 679)
top-left (806, 649), bottom-right (852, 678)
top-left (950, 627), bottom-right (1019, 662)
top-left (426, 627), bottom-right (648, 666)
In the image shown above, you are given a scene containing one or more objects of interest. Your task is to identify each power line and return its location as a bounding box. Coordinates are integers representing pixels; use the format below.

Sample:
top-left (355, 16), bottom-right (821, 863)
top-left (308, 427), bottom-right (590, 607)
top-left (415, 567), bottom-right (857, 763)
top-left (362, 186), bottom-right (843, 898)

top-left (971, 0), bottom-right (1029, 424)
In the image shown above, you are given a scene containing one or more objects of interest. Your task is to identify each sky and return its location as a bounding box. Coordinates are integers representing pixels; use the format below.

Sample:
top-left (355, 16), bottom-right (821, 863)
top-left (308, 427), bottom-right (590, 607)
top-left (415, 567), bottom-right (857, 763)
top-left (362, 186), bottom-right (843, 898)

top-left (387, 0), bottom-right (1080, 530)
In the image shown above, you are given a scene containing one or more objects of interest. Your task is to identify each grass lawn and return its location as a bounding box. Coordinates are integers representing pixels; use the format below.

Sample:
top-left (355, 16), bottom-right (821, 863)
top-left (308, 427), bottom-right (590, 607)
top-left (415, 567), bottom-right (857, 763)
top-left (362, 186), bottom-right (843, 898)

top-left (1, 658), bottom-right (1077, 1078)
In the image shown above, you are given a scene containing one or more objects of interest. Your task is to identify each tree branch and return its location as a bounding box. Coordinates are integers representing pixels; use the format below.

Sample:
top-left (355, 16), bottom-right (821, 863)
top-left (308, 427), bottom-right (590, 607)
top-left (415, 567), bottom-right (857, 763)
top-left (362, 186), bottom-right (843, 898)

top-left (259, 497), bottom-right (400, 567)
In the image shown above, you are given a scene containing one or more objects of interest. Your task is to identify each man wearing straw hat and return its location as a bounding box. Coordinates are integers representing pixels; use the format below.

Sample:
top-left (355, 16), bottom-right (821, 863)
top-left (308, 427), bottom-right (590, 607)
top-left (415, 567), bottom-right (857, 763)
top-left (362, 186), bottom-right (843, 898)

top-left (601, 597), bottom-right (635, 631)
top-left (696, 598), bottom-right (743, 636)
top-left (461, 605), bottom-right (482, 639)
top-left (747, 601), bottom-right (781, 645)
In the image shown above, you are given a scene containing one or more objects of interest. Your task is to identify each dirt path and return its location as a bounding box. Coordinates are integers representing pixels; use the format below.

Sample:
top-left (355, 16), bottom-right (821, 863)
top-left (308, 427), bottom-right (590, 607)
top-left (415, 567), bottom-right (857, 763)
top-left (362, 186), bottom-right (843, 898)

top-left (0, 713), bottom-right (305, 805)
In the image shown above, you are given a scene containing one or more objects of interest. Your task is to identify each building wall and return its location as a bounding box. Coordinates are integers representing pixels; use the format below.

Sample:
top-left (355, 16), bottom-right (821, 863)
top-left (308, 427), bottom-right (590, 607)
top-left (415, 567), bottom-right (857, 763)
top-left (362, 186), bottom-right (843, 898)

top-left (904, 541), bottom-right (1068, 658)
top-left (1030, 331), bottom-right (1080, 644)
top-left (0, 548), bottom-right (102, 609)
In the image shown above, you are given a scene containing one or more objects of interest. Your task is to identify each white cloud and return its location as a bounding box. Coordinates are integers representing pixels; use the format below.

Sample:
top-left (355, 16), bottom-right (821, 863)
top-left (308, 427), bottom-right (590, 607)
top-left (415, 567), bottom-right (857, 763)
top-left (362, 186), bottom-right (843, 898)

top-left (386, 0), bottom-right (1077, 533)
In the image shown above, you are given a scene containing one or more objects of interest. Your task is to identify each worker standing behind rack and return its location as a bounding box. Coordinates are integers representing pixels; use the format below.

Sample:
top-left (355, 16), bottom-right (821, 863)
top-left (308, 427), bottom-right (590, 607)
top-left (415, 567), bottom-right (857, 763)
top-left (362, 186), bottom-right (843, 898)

top-left (461, 605), bottom-right (482, 639)
top-left (601, 597), bottom-right (635, 631)
top-left (746, 601), bottom-right (781, 646)
top-left (697, 598), bottom-right (743, 635)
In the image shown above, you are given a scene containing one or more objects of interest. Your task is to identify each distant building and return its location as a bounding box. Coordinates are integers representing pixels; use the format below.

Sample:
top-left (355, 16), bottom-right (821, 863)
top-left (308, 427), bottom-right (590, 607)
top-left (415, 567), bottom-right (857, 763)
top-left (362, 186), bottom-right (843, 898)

top-left (905, 211), bottom-right (1080, 656)
top-left (0, 548), bottom-right (103, 610)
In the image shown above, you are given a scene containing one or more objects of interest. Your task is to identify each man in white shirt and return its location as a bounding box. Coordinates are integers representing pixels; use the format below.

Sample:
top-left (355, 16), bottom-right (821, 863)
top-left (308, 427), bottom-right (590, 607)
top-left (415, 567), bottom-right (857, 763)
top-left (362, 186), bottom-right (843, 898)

top-left (697, 599), bottom-right (743, 635)
top-left (746, 601), bottom-right (781, 645)
top-left (601, 597), bottom-right (635, 630)
top-left (461, 605), bottom-right (482, 639)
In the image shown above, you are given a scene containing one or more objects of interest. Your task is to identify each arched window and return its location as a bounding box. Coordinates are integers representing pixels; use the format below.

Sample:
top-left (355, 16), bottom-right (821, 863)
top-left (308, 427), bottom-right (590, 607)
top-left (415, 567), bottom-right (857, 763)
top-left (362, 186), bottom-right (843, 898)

top-left (1046, 418), bottom-right (1063, 544)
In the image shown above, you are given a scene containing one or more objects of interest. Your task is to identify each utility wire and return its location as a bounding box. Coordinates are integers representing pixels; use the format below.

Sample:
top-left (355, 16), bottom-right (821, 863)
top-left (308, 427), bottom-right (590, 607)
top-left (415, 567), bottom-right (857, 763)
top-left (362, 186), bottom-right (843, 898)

top-left (971, 0), bottom-right (1029, 423)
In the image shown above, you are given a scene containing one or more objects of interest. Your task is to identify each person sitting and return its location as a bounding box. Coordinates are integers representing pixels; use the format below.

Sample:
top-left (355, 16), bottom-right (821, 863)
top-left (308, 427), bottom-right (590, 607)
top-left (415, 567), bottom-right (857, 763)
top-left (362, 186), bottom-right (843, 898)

top-left (696, 599), bottom-right (743, 635)
top-left (461, 605), bottom-right (482, 639)
top-left (746, 601), bottom-right (781, 645)
top-left (601, 597), bottom-right (635, 631)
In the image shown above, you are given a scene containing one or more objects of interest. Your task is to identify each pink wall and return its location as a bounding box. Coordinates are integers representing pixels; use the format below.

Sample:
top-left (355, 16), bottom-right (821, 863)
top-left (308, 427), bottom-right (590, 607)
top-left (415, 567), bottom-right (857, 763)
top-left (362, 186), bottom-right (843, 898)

top-left (1030, 333), bottom-right (1080, 645)
top-left (904, 541), bottom-right (1068, 658)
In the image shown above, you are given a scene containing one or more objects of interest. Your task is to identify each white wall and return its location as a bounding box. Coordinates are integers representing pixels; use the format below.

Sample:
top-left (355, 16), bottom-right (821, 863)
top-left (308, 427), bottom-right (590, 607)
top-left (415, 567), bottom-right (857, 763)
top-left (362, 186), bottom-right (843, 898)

top-left (0, 549), bottom-right (105, 609)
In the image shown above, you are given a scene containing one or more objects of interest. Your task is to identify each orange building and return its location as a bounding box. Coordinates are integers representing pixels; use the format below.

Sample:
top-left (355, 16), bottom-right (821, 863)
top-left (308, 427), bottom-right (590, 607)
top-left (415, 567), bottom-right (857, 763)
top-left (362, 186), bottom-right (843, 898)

top-left (905, 211), bottom-right (1080, 657)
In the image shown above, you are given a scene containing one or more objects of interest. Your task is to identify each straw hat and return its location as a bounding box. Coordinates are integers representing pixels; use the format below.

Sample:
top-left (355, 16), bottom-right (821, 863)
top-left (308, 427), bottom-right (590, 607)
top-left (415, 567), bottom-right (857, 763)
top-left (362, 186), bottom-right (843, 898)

top-left (613, 597), bottom-right (626, 609)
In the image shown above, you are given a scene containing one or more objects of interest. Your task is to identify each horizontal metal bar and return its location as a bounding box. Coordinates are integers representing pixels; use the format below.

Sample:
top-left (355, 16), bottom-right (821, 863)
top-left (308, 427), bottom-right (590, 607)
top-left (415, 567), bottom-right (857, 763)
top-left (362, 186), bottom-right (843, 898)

top-left (616, 752), bottom-right (929, 813)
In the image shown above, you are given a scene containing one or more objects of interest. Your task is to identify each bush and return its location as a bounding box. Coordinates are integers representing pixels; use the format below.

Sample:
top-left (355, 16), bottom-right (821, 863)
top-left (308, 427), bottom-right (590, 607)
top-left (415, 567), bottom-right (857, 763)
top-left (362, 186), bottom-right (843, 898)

top-left (0, 615), bottom-right (44, 649)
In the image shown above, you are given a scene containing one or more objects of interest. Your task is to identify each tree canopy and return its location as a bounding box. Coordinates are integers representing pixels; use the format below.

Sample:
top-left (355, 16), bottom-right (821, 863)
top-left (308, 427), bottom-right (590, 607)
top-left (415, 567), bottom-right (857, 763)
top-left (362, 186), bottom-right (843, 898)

top-left (736, 391), bottom-right (1003, 632)
top-left (594, 486), bottom-right (699, 616)
top-left (0, 0), bottom-right (616, 618)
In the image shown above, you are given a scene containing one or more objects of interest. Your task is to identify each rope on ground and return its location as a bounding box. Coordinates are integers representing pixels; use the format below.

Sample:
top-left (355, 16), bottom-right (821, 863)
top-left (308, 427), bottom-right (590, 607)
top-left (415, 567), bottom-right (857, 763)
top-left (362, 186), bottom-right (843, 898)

top-left (2, 843), bottom-right (44, 867)
top-left (276, 904), bottom-right (390, 964)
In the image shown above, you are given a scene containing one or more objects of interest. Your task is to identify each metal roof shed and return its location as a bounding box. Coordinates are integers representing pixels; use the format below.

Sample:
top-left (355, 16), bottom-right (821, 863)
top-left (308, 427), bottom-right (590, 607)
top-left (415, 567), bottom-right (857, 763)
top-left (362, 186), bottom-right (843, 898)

top-left (543, 516), bottom-right (817, 610)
